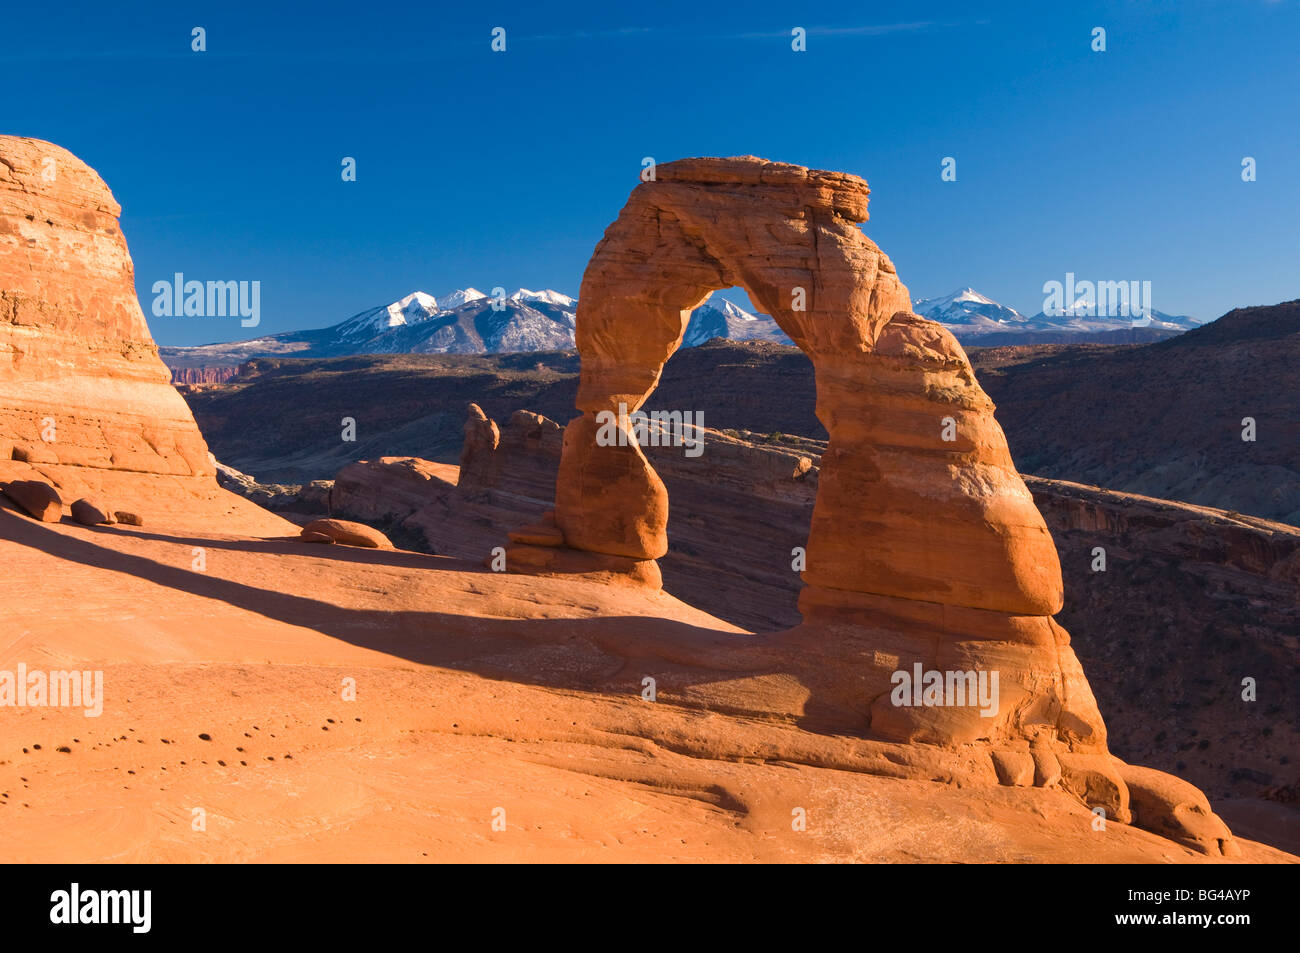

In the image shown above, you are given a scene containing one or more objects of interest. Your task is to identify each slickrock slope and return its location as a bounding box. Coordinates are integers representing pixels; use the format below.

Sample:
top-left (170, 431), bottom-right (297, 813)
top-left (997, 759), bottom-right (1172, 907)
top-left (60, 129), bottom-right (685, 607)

top-left (2, 506), bottom-right (1291, 863)
top-left (0, 136), bottom-right (287, 534)
top-left (329, 410), bottom-right (819, 635)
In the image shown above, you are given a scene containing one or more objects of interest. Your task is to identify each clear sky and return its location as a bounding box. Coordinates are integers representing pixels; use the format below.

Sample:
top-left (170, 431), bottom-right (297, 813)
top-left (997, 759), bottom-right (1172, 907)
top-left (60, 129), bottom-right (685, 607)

top-left (5, 0), bottom-right (1298, 344)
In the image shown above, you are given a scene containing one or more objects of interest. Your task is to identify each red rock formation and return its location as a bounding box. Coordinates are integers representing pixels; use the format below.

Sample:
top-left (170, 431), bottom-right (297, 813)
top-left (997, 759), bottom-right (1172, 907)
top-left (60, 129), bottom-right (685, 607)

top-left (69, 497), bottom-right (114, 525)
top-left (505, 155), bottom-right (1236, 852)
top-left (538, 157), bottom-right (1058, 606)
top-left (0, 136), bottom-right (284, 532)
top-left (301, 518), bottom-right (392, 549)
top-left (2, 479), bottom-right (62, 521)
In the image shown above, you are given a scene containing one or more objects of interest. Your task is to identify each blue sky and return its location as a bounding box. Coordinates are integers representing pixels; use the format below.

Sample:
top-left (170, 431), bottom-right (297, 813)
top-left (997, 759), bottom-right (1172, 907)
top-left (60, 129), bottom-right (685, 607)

top-left (5, 0), bottom-right (1298, 345)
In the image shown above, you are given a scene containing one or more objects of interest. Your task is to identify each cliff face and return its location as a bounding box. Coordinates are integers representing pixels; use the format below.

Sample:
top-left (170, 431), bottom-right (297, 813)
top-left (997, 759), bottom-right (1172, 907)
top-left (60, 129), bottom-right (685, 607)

top-left (171, 365), bottom-right (240, 385)
top-left (1024, 478), bottom-right (1300, 807)
top-left (0, 136), bottom-right (253, 524)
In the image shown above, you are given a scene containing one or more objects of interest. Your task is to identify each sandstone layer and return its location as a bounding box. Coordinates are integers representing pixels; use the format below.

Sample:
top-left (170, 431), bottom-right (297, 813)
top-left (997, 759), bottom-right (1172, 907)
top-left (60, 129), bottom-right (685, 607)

top-left (0, 136), bottom-right (287, 534)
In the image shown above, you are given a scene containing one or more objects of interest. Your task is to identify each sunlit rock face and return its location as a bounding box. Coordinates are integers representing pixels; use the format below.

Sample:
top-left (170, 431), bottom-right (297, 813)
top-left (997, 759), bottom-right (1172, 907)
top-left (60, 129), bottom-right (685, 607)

top-left (0, 135), bottom-right (220, 514)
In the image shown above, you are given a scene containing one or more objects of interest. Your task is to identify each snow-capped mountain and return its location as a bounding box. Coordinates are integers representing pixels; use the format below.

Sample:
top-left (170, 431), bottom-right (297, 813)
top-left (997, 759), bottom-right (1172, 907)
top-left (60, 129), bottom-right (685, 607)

top-left (336, 289), bottom-right (496, 341)
top-left (912, 288), bottom-right (1030, 333)
top-left (1025, 295), bottom-right (1203, 334)
top-left (160, 289), bottom-right (578, 367)
top-left (438, 288), bottom-right (488, 309)
top-left (509, 288), bottom-right (576, 308)
top-left (683, 297), bottom-right (793, 347)
top-left (914, 287), bottom-right (1202, 342)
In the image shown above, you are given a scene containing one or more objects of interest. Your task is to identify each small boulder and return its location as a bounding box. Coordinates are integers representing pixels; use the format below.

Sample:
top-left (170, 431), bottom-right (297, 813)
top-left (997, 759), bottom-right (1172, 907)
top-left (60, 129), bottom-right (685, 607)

top-left (2, 480), bottom-right (63, 521)
top-left (301, 518), bottom-right (392, 549)
top-left (71, 498), bottom-right (115, 525)
top-left (113, 511), bottom-right (144, 526)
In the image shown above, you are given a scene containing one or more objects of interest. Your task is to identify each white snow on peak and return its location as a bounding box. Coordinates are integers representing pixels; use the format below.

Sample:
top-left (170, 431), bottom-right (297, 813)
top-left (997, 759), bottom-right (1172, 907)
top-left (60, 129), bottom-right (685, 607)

top-left (375, 291), bottom-right (440, 330)
top-left (509, 288), bottom-right (577, 308)
top-left (436, 288), bottom-right (487, 310)
top-left (705, 297), bottom-right (757, 321)
top-left (950, 287), bottom-right (997, 305)
top-left (915, 287), bottom-right (1000, 310)
top-left (913, 287), bottom-right (1027, 328)
top-left (334, 292), bottom-right (434, 338)
top-left (394, 290), bottom-right (439, 313)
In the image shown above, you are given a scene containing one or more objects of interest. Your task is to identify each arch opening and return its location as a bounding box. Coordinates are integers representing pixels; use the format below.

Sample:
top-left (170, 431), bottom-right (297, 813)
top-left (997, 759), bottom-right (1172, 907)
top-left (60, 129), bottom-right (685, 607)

top-left (625, 286), bottom-right (810, 630)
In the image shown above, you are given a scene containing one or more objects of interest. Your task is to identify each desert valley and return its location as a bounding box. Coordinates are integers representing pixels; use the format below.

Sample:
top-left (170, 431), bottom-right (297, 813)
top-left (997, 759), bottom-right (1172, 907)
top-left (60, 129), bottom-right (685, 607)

top-left (2, 135), bottom-right (1295, 869)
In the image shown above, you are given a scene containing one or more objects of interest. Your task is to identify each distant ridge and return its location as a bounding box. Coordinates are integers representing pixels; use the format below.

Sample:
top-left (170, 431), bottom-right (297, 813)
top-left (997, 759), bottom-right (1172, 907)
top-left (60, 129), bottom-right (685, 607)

top-left (913, 286), bottom-right (1203, 343)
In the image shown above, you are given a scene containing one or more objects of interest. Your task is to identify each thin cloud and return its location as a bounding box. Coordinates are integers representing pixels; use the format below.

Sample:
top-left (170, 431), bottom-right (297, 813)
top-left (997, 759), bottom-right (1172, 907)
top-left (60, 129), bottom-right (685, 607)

top-left (735, 21), bottom-right (942, 39)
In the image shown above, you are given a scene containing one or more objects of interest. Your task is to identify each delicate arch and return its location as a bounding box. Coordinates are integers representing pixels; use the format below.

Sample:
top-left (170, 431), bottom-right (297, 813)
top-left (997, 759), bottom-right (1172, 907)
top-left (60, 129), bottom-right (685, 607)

top-left (500, 158), bottom-right (1242, 856)
top-left (551, 156), bottom-right (1062, 617)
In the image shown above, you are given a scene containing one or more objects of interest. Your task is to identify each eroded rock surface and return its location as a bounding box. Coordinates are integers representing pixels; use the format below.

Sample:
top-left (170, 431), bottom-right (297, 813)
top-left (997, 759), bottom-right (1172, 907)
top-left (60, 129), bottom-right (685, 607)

top-left (0, 136), bottom-right (287, 534)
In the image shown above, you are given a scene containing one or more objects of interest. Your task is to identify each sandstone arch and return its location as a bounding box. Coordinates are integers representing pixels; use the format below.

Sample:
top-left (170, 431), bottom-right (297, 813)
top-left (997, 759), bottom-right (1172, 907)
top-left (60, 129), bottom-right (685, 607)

top-left (511, 159), bottom-right (1245, 856)
top-left (512, 154), bottom-right (1114, 749)
top-left (553, 157), bottom-right (1064, 618)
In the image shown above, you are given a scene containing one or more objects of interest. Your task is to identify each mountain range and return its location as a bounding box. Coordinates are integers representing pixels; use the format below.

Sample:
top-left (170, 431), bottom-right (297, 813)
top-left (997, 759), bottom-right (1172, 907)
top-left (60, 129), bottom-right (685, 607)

top-left (160, 285), bottom-right (1203, 372)
top-left (160, 288), bottom-right (792, 370)
top-left (912, 287), bottom-right (1204, 341)
top-left (160, 288), bottom-right (576, 369)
